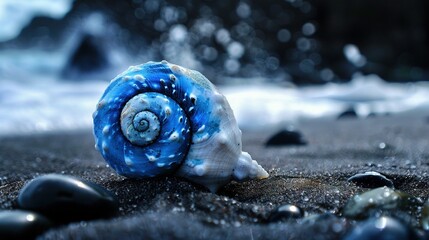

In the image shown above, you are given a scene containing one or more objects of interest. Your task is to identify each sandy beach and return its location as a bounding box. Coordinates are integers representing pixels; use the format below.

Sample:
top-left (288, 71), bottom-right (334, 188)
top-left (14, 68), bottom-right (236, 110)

top-left (1, 112), bottom-right (428, 239)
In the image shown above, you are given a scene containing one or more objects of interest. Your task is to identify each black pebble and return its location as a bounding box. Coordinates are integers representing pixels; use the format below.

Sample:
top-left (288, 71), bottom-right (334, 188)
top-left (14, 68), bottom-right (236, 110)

top-left (0, 210), bottom-right (53, 240)
top-left (337, 107), bottom-right (358, 119)
top-left (265, 129), bottom-right (307, 146)
top-left (268, 204), bottom-right (304, 222)
top-left (18, 174), bottom-right (119, 223)
top-left (347, 171), bottom-right (394, 188)
top-left (343, 216), bottom-right (414, 240)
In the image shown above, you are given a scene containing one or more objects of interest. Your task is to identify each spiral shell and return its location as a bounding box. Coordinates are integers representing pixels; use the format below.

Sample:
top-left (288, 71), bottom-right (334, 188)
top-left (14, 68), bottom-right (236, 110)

top-left (93, 61), bottom-right (268, 192)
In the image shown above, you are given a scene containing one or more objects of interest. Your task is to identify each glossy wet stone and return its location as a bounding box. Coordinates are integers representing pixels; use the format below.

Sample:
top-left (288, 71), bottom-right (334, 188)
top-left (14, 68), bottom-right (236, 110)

top-left (18, 174), bottom-right (119, 223)
top-left (268, 204), bottom-right (304, 222)
top-left (265, 129), bottom-right (307, 146)
top-left (0, 210), bottom-right (53, 240)
top-left (347, 171), bottom-right (394, 188)
top-left (343, 216), bottom-right (414, 240)
top-left (342, 187), bottom-right (423, 219)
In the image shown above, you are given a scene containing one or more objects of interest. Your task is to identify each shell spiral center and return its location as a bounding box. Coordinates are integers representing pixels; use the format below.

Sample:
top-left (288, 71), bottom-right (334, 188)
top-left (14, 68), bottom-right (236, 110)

top-left (121, 95), bottom-right (161, 146)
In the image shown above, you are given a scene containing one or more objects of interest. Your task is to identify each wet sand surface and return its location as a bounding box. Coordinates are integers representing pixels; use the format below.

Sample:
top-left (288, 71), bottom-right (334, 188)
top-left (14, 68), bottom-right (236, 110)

top-left (1, 113), bottom-right (429, 239)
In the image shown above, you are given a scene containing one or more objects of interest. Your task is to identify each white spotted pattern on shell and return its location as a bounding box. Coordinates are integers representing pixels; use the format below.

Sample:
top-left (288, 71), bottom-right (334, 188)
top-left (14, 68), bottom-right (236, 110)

top-left (93, 61), bottom-right (268, 192)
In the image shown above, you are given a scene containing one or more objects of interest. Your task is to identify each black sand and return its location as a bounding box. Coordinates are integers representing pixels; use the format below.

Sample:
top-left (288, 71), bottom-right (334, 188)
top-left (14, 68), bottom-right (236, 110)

top-left (1, 113), bottom-right (429, 239)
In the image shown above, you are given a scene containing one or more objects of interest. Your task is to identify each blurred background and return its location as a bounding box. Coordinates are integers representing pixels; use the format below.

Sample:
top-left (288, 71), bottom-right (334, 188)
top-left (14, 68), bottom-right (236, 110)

top-left (1, 0), bottom-right (429, 135)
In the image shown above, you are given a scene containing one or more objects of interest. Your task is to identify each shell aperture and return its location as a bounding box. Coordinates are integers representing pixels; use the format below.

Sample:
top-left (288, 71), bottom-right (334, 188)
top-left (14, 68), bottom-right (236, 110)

top-left (93, 61), bottom-right (268, 192)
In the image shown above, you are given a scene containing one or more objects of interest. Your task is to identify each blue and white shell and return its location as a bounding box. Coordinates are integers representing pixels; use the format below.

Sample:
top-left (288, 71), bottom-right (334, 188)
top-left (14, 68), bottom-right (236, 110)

top-left (93, 61), bottom-right (268, 192)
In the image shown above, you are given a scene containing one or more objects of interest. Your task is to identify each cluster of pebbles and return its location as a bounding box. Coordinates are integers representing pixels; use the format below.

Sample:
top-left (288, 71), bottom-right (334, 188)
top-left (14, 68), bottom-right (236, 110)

top-left (0, 174), bottom-right (118, 239)
top-left (262, 171), bottom-right (429, 240)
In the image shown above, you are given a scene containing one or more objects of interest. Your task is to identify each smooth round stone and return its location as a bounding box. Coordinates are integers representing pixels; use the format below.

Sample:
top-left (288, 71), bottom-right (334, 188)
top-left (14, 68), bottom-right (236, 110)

top-left (268, 204), bottom-right (304, 222)
top-left (265, 128), bottom-right (307, 146)
top-left (18, 174), bottom-right (119, 223)
top-left (347, 171), bottom-right (394, 188)
top-left (343, 216), bottom-right (414, 240)
top-left (0, 210), bottom-right (53, 240)
top-left (342, 187), bottom-right (422, 219)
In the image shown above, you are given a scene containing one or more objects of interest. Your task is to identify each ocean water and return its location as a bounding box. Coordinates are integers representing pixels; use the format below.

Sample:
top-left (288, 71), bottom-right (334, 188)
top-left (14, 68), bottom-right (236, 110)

top-left (1, 62), bottom-right (429, 137)
top-left (224, 74), bottom-right (429, 130)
